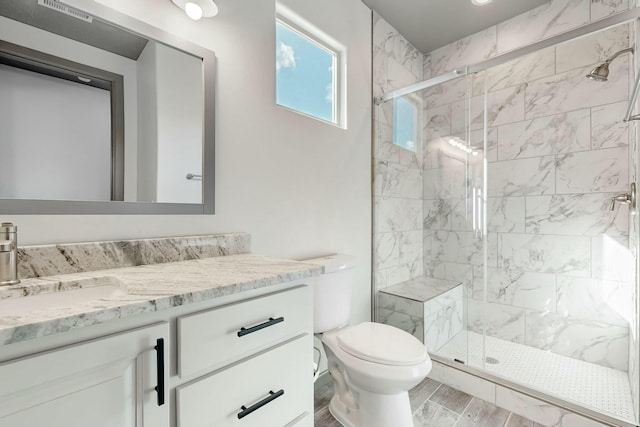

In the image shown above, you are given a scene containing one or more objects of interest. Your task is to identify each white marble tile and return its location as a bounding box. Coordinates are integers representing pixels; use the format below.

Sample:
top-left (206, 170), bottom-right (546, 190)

top-left (499, 233), bottom-right (591, 277)
top-left (496, 0), bottom-right (590, 54)
top-left (591, 234), bottom-right (635, 282)
top-left (454, 85), bottom-right (526, 133)
top-left (423, 137), bottom-right (469, 171)
top-left (372, 13), bottom-right (423, 81)
top-left (374, 161), bottom-right (423, 199)
top-left (556, 23), bottom-right (630, 73)
top-left (525, 193), bottom-right (629, 237)
top-left (472, 48), bottom-right (556, 97)
top-left (591, 101), bottom-right (629, 149)
top-left (467, 299), bottom-right (526, 343)
top-left (428, 361), bottom-right (497, 404)
top-left (377, 291), bottom-right (423, 318)
top-left (432, 231), bottom-right (498, 267)
top-left (374, 232), bottom-right (399, 270)
top-left (525, 58), bottom-right (629, 119)
top-left (448, 198), bottom-right (474, 232)
top-left (423, 76), bottom-right (469, 109)
top-left (591, 0), bottom-right (630, 21)
top-left (375, 196), bottom-right (423, 233)
top-left (472, 267), bottom-right (556, 312)
top-left (556, 276), bottom-right (631, 327)
top-left (423, 163), bottom-right (466, 200)
top-left (385, 262), bottom-right (423, 287)
top-left (399, 230), bottom-right (423, 267)
top-left (497, 109), bottom-right (591, 160)
top-left (495, 386), bottom-right (608, 427)
top-left (378, 308), bottom-right (424, 341)
top-left (556, 147), bottom-right (629, 194)
top-left (487, 156), bottom-right (556, 197)
top-left (423, 54), bottom-right (432, 80)
top-left (487, 197), bottom-right (526, 233)
top-left (430, 27), bottom-right (497, 76)
top-left (423, 199), bottom-right (454, 231)
top-left (427, 286), bottom-right (464, 314)
top-left (424, 299), bottom-right (464, 352)
top-left (525, 310), bottom-right (628, 370)
top-left (424, 104), bottom-right (451, 140)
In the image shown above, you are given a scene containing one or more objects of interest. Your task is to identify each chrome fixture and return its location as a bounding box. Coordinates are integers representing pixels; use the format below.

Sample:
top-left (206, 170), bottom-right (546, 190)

top-left (0, 223), bottom-right (19, 286)
top-left (586, 47), bottom-right (634, 81)
top-left (610, 183), bottom-right (636, 213)
top-left (186, 173), bottom-right (203, 181)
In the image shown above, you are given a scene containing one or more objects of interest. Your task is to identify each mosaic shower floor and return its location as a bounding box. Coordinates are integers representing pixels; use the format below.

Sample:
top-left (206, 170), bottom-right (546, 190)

top-left (436, 331), bottom-right (635, 423)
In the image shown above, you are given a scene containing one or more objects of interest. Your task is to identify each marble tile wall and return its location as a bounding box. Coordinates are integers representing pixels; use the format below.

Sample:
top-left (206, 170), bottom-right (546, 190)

top-left (373, 12), bottom-right (425, 293)
top-left (421, 1), bottom-right (637, 374)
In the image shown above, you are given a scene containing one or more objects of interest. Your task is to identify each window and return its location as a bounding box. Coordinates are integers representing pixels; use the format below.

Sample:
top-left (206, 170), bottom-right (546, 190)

top-left (275, 18), bottom-right (340, 125)
top-left (393, 97), bottom-right (418, 152)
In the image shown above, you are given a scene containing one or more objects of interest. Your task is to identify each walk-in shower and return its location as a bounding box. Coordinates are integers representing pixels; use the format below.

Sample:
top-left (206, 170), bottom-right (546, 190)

top-left (373, 6), bottom-right (640, 427)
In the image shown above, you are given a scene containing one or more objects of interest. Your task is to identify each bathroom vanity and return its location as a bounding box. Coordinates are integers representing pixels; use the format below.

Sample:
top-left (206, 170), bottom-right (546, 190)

top-left (0, 234), bottom-right (319, 427)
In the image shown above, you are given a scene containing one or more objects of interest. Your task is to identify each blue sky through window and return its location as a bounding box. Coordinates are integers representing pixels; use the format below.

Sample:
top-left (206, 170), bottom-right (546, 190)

top-left (393, 97), bottom-right (417, 152)
top-left (276, 21), bottom-right (335, 123)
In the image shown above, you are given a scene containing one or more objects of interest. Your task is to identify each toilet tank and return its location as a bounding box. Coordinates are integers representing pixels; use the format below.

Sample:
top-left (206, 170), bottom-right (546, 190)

top-left (302, 254), bottom-right (357, 334)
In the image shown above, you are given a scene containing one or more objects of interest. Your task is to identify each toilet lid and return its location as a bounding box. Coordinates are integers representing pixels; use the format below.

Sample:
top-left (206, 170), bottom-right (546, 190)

top-left (336, 322), bottom-right (427, 366)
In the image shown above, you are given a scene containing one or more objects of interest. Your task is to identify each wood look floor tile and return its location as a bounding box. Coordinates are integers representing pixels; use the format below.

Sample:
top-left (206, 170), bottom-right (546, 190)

top-left (413, 400), bottom-right (459, 427)
top-left (429, 384), bottom-right (473, 414)
top-left (410, 378), bottom-right (442, 411)
top-left (456, 397), bottom-right (511, 427)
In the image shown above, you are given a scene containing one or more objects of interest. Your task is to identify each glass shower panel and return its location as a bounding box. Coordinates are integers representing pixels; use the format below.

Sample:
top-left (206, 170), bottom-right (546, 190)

top-left (422, 73), bottom-right (488, 371)
top-left (477, 23), bottom-right (638, 424)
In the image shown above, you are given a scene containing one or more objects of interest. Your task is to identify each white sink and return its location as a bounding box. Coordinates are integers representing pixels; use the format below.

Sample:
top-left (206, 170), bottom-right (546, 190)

top-left (0, 277), bottom-right (128, 317)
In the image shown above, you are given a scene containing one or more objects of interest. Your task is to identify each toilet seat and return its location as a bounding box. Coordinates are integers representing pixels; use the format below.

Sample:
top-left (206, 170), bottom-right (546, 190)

top-left (336, 322), bottom-right (427, 366)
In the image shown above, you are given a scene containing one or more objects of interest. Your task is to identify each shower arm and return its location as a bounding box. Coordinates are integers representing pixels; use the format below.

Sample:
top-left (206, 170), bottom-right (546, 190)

top-left (606, 47), bottom-right (635, 64)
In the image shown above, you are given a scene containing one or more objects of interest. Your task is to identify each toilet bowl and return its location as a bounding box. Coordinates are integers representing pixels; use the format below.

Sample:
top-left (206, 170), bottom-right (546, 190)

top-left (303, 255), bottom-right (431, 427)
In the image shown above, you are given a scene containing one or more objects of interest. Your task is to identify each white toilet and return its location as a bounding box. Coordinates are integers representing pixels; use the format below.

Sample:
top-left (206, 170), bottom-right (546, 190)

top-left (304, 254), bottom-right (432, 427)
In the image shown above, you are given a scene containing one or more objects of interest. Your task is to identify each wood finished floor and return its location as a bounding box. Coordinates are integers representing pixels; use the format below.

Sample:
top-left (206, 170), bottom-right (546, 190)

top-left (314, 377), bottom-right (545, 427)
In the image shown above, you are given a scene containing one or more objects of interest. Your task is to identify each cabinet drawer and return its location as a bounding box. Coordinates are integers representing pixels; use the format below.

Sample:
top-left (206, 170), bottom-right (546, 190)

top-left (178, 285), bottom-right (311, 377)
top-left (177, 334), bottom-right (313, 427)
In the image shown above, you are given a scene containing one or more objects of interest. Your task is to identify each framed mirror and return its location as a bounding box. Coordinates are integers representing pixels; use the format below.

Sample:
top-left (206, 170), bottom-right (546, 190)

top-left (0, 0), bottom-right (215, 214)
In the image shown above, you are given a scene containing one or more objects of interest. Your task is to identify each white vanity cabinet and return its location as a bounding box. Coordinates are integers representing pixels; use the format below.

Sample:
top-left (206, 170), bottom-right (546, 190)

top-left (0, 279), bottom-right (314, 427)
top-left (0, 322), bottom-right (169, 427)
top-left (176, 285), bottom-right (313, 427)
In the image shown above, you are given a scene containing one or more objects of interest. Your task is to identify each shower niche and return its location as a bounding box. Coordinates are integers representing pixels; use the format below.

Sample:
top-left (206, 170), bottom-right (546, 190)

top-left (374, 11), bottom-right (640, 427)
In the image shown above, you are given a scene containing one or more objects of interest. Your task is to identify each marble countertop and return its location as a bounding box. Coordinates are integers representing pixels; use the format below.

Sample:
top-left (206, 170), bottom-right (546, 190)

top-left (0, 254), bottom-right (321, 346)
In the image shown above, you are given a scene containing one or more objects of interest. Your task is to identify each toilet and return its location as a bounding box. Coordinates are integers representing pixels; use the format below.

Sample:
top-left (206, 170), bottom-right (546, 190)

top-left (304, 254), bottom-right (431, 427)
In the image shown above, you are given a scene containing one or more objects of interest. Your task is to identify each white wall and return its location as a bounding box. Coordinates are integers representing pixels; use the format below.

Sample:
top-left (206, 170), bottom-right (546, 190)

top-left (6, 0), bottom-right (373, 325)
top-left (0, 65), bottom-right (111, 201)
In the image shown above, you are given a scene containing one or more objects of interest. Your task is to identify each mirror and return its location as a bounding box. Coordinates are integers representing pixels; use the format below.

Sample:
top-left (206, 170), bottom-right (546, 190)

top-left (0, 0), bottom-right (215, 214)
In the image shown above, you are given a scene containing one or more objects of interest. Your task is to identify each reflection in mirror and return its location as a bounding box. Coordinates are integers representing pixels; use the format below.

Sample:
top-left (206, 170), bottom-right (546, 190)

top-left (0, 0), bottom-right (205, 205)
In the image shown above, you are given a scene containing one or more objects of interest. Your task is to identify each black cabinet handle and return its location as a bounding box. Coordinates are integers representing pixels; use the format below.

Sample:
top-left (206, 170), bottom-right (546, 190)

top-left (237, 317), bottom-right (284, 337)
top-left (154, 338), bottom-right (165, 406)
top-left (237, 389), bottom-right (285, 419)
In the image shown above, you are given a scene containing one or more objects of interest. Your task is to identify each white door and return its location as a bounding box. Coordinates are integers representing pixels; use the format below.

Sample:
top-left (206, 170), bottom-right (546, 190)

top-left (0, 322), bottom-right (169, 427)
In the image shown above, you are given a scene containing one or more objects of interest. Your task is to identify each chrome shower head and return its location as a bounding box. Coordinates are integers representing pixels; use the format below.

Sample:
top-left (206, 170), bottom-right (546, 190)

top-left (586, 47), bottom-right (634, 82)
top-left (587, 63), bottom-right (610, 82)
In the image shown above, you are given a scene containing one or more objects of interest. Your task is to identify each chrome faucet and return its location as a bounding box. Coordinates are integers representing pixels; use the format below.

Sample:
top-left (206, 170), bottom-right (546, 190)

top-left (0, 223), bottom-right (20, 286)
top-left (610, 183), bottom-right (637, 213)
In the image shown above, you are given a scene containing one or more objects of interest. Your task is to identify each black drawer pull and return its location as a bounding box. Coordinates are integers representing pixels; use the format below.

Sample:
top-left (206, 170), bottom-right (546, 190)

top-left (237, 389), bottom-right (285, 419)
top-left (154, 338), bottom-right (165, 406)
top-left (237, 317), bottom-right (284, 337)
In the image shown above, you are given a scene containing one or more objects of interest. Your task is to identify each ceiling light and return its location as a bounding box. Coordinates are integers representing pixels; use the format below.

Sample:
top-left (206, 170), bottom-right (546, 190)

top-left (471, 0), bottom-right (493, 5)
top-left (171, 0), bottom-right (218, 20)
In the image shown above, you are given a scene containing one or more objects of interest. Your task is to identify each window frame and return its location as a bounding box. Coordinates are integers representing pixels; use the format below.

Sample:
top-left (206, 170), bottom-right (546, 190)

top-left (275, 9), bottom-right (346, 128)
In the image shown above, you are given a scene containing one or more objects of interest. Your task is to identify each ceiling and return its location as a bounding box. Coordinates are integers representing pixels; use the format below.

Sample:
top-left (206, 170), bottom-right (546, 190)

top-left (362, 0), bottom-right (552, 53)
